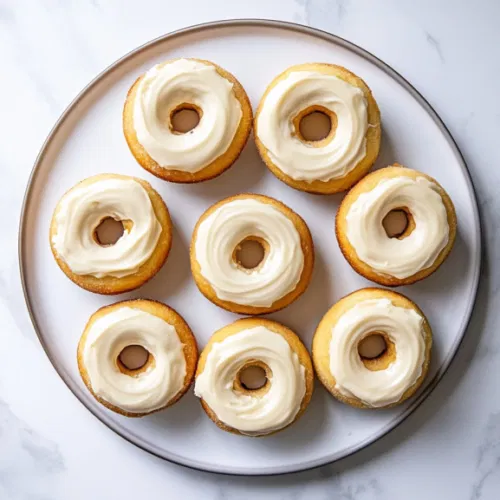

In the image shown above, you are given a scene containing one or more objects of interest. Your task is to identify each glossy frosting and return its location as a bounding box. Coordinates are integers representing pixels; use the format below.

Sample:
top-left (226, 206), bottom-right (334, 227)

top-left (345, 176), bottom-right (449, 279)
top-left (52, 177), bottom-right (162, 278)
top-left (329, 298), bottom-right (426, 407)
top-left (82, 307), bottom-right (186, 414)
top-left (194, 198), bottom-right (305, 307)
top-left (194, 326), bottom-right (306, 435)
top-left (133, 59), bottom-right (242, 172)
top-left (256, 70), bottom-right (368, 182)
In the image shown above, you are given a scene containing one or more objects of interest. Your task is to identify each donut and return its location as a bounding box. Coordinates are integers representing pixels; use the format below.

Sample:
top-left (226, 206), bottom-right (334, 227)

top-left (336, 164), bottom-right (457, 286)
top-left (312, 288), bottom-right (432, 409)
top-left (77, 299), bottom-right (198, 417)
top-left (50, 173), bottom-right (172, 294)
top-left (255, 63), bottom-right (381, 194)
top-left (123, 58), bottom-right (253, 183)
top-left (194, 318), bottom-right (314, 436)
top-left (190, 194), bottom-right (314, 315)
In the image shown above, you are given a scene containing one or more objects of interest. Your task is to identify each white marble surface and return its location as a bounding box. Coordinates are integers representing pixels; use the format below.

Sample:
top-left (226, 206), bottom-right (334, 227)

top-left (0, 0), bottom-right (498, 498)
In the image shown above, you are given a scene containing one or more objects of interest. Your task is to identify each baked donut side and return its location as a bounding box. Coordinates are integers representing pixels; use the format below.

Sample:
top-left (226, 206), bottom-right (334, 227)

top-left (255, 63), bottom-right (381, 194)
top-left (190, 193), bottom-right (315, 315)
top-left (50, 173), bottom-right (172, 294)
top-left (194, 318), bottom-right (314, 436)
top-left (336, 164), bottom-right (457, 286)
top-left (312, 288), bottom-right (432, 409)
top-left (123, 58), bottom-right (253, 183)
top-left (77, 299), bottom-right (198, 417)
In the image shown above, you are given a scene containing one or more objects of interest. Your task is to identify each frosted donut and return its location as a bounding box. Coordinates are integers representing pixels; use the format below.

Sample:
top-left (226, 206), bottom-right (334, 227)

top-left (77, 300), bottom-right (198, 417)
top-left (50, 174), bottom-right (172, 294)
top-left (190, 194), bottom-right (314, 315)
top-left (255, 63), bottom-right (381, 194)
top-left (194, 318), bottom-right (314, 436)
top-left (312, 288), bottom-right (432, 409)
top-left (336, 164), bottom-right (457, 286)
top-left (123, 58), bottom-right (253, 183)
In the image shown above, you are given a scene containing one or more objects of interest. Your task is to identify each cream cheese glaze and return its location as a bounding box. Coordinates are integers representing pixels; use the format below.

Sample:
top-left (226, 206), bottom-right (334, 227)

top-left (329, 298), bottom-right (425, 407)
top-left (345, 176), bottom-right (449, 279)
top-left (194, 326), bottom-right (306, 435)
top-left (194, 198), bottom-right (304, 307)
top-left (82, 307), bottom-right (186, 413)
top-left (133, 59), bottom-right (242, 172)
top-left (52, 177), bottom-right (162, 278)
top-left (256, 70), bottom-right (368, 182)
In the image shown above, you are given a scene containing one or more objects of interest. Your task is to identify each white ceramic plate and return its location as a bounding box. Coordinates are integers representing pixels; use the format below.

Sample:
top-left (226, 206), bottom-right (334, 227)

top-left (19, 20), bottom-right (481, 475)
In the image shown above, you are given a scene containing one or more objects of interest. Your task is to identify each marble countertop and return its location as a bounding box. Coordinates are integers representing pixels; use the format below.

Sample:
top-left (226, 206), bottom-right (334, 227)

top-left (1, 0), bottom-right (498, 498)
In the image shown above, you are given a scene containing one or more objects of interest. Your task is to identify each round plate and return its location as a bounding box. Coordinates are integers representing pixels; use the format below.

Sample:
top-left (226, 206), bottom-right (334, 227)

top-left (19, 20), bottom-right (481, 475)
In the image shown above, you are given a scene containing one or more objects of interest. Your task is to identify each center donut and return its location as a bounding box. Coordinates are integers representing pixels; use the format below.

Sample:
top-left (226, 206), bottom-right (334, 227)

top-left (190, 194), bottom-right (314, 315)
top-left (194, 318), bottom-right (314, 436)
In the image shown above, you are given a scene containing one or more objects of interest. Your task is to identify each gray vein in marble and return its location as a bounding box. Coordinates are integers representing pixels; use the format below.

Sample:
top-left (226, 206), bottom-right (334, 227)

top-left (0, 399), bottom-right (65, 486)
top-left (1, 270), bottom-right (39, 343)
top-left (329, 477), bottom-right (383, 500)
top-left (336, 0), bottom-right (349, 21)
top-left (216, 463), bottom-right (383, 500)
top-left (293, 0), bottom-right (311, 25)
top-left (294, 0), bottom-right (349, 31)
top-left (0, 3), bottom-right (14, 22)
top-left (470, 412), bottom-right (500, 499)
top-left (312, 466), bottom-right (383, 500)
top-left (20, 430), bottom-right (63, 474)
top-left (425, 31), bottom-right (445, 63)
top-left (461, 112), bottom-right (476, 131)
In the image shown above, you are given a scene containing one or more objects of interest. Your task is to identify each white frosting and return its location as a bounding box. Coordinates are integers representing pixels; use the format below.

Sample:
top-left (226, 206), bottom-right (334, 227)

top-left (52, 178), bottom-right (162, 278)
top-left (82, 307), bottom-right (186, 413)
top-left (133, 59), bottom-right (242, 173)
top-left (345, 176), bottom-right (449, 279)
top-left (329, 298), bottom-right (426, 407)
top-left (194, 327), bottom-right (306, 435)
top-left (194, 198), bottom-right (305, 307)
top-left (256, 70), bottom-right (368, 182)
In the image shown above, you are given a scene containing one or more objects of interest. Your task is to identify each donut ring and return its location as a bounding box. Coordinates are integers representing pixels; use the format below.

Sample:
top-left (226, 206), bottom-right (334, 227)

top-left (190, 194), bottom-right (314, 315)
top-left (77, 299), bottom-right (198, 417)
top-left (194, 318), bottom-right (314, 436)
top-left (255, 63), bottom-right (381, 194)
top-left (336, 164), bottom-right (457, 286)
top-left (312, 288), bottom-right (432, 409)
top-left (123, 58), bottom-right (253, 183)
top-left (50, 173), bottom-right (172, 295)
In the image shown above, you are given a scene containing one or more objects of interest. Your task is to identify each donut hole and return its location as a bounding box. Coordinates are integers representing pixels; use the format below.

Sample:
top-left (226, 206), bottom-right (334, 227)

top-left (234, 361), bottom-right (272, 395)
top-left (117, 345), bottom-right (154, 376)
top-left (233, 237), bottom-right (268, 271)
top-left (299, 112), bottom-right (331, 141)
top-left (358, 333), bottom-right (396, 372)
top-left (169, 104), bottom-right (201, 134)
top-left (293, 105), bottom-right (338, 146)
top-left (94, 217), bottom-right (125, 246)
top-left (239, 366), bottom-right (267, 390)
top-left (382, 208), bottom-right (415, 240)
top-left (358, 333), bottom-right (386, 359)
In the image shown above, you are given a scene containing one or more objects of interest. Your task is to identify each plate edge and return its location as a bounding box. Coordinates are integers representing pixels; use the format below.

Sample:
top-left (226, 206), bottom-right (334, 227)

top-left (17, 18), bottom-right (483, 476)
